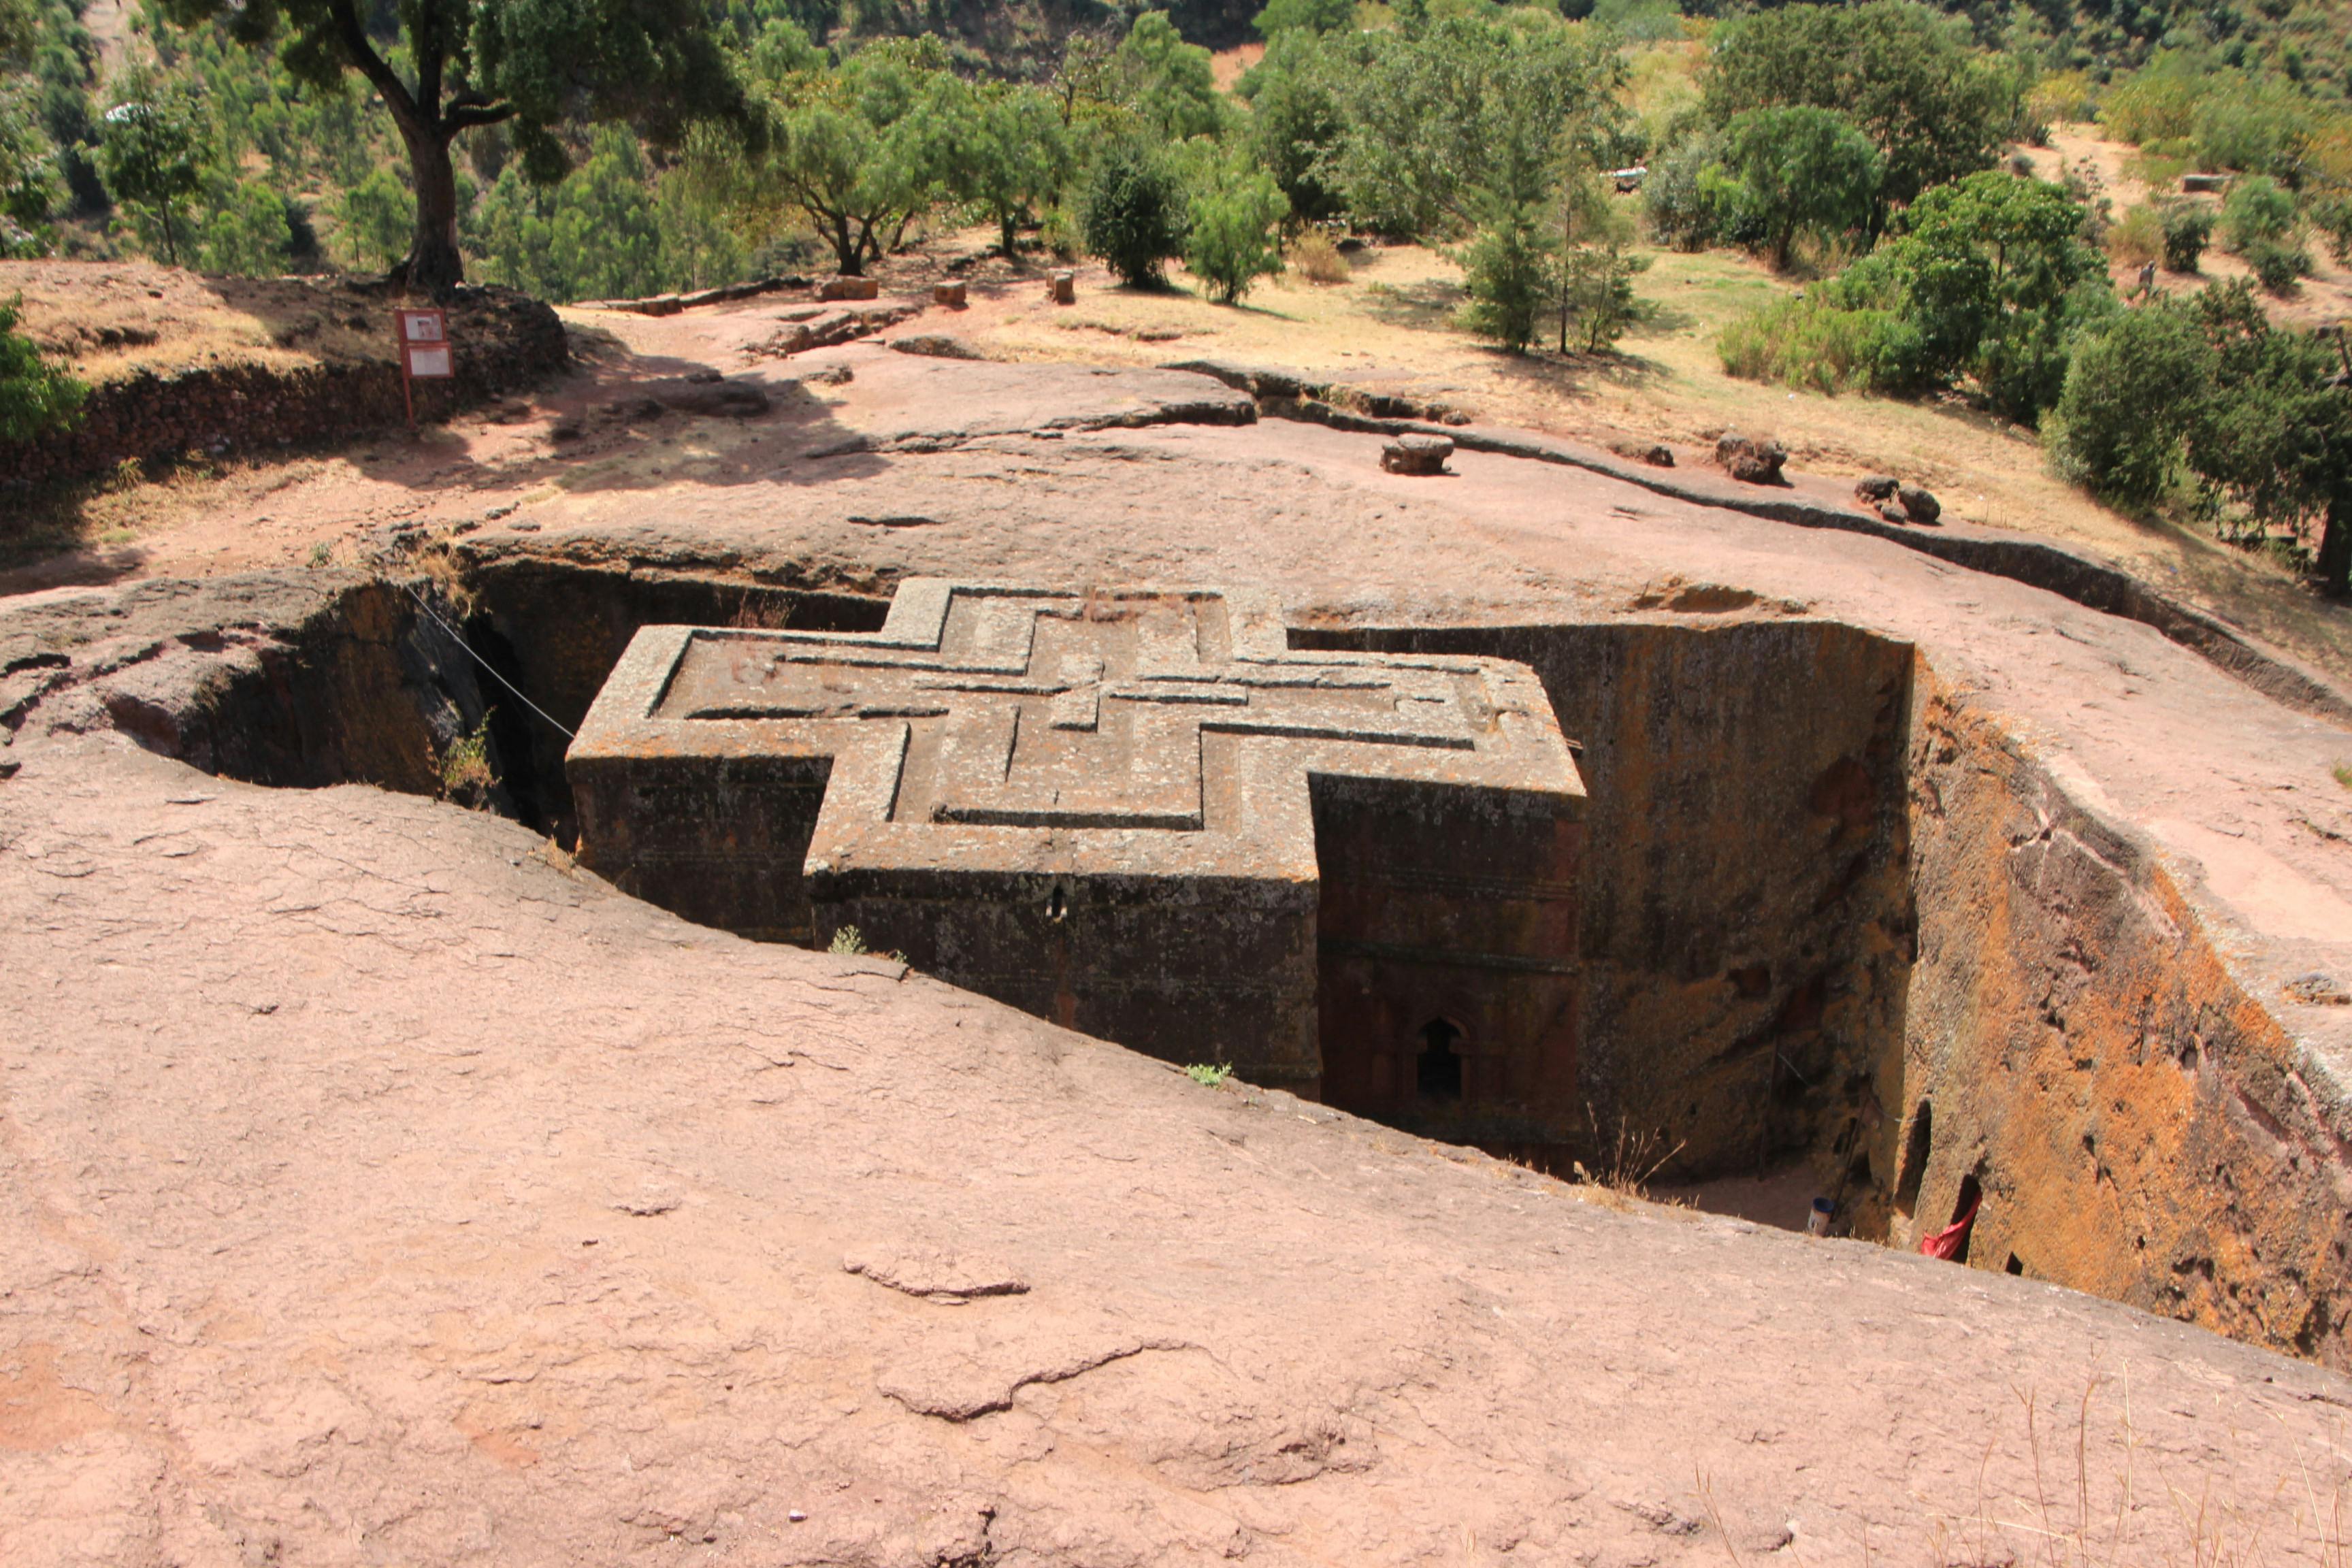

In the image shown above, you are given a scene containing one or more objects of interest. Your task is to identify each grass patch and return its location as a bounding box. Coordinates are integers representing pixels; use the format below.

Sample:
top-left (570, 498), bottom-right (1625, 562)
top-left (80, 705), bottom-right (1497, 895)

top-left (1716, 293), bottom-right (1896, 395)
top-left (1184, 1062), bottom-right (1233, 1087)
top-left (2334, 764), bottom-right (2352, 791)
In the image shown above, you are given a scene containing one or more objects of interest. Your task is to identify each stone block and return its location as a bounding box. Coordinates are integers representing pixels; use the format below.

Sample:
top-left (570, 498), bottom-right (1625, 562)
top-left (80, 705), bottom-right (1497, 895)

top-left (1049, 271), bottom-right (1077, 305)
top-left (568, 580), bottom-right (1584, 1100)
top-left (1381, 434), bottom-right (1455, 476)
top-left (1714, 431), bottom-right (1787, 485)
top-left (819, 275), bottom-right (881, 301)
top-left (934, 281), bottom-right (968, 308)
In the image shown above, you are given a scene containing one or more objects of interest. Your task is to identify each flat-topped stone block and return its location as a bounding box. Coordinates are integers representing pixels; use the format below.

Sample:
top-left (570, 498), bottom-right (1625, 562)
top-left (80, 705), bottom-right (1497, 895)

top-left (568, 580), bottom-right (1586, 1117)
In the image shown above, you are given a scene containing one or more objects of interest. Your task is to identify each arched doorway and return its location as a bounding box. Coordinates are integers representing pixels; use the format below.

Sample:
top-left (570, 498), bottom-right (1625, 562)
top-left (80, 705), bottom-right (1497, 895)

top-left (1416, 1017), bottom-right (1465, 1102)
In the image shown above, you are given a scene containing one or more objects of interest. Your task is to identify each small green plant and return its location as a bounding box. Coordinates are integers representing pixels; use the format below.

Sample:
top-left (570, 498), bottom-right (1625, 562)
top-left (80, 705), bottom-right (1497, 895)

top-left (2242, 235), bottom-right (2312, 294)
top-left (1183, 1062), bottom-right (1232, 1087)
top-left (827, 924), bottom-right (906, 961)
top-left (307, 541), bottom-right (332, 568)
top-left (2158, 201), bottom-right (2212, 273)
top-left (0, 295), bottom-right (85, 443)
top-left (439, 710), bottom-right (495, 803)
top-left (2333, 764), bottom-right (2352, 791)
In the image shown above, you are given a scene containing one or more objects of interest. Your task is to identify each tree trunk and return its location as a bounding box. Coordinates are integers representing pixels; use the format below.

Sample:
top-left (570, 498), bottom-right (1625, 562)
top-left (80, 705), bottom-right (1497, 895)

top-left (2320, 493), bottom-right (2351, 599)
top-left (1000, 207), bottom-right (1017, 257)
top-left (400, 125), bottom-right (466, 296)
top-left (829, 214), bottom-right (860, 276)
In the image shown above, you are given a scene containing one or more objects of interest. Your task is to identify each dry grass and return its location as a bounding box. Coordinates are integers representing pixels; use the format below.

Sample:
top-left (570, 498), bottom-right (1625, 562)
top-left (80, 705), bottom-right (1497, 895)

top-left (1571, 1107), bottom-right (1686, 1203)
top-left (1288, 232), bottom-right (1352, 285)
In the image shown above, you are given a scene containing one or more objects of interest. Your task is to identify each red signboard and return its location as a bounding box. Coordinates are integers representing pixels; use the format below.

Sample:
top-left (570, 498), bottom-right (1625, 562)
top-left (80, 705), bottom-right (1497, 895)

top-left (398, 308), bottom-right (452, 378)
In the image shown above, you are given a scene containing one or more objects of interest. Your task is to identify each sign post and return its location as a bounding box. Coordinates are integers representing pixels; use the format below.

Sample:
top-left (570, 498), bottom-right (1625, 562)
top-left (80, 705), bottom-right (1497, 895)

top-left (396, 308), bottom-right (453, 428)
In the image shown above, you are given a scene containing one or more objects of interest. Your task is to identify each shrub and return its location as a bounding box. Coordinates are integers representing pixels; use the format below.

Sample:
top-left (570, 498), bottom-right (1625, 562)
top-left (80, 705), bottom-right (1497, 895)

top-left (1288, 229), bottom-right (1350, 283)
top-left (2242, 235), bottom-right (2311, 293)
top-left (2106, 204), bottom-right (2161, 268)
top-left (1080, 143), bottom-right (1188, 287)
top-left (1716, 293), bottom-right (1897, 394)
top-left (2222, 175), bottom-right (2296, 251)
top-left (1183, 159), bottom-right (1287, 304)
top-left (0, 293), bottom-right (85, 442)
top-left (1642, 133), bottom-right (1727, 250)
top-left (2046, 298), bottom-right (2212, 504)
top-left (2310, 191), bottom-right (2352, 266)
top-left (2159, 201), bottom-right (2211, 272)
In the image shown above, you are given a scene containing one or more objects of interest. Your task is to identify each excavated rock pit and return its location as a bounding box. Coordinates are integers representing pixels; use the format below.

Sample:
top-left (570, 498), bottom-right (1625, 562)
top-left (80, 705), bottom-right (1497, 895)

top-left (8, 532), bottom-right (2345, 1369)
top-left (9, 352), bottom-right (2352, 1563)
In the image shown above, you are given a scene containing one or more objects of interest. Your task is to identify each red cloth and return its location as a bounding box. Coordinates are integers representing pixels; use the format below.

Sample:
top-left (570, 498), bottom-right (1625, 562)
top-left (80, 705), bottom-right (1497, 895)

top-left (1918, 1196), bottom-right (1981, 1260)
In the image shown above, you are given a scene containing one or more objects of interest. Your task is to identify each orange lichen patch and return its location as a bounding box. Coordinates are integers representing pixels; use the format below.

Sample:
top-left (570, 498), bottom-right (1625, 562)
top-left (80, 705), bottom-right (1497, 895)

top-left (0, 1345), bottom-right (113, 1452)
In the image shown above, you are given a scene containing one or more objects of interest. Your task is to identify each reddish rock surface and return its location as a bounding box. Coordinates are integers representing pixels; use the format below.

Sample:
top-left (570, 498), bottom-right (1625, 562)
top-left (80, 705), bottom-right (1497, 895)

top-left (6, 737), bottom-right (2352, 1565)
top-left (10, 342), bottom-right (2352, 1563)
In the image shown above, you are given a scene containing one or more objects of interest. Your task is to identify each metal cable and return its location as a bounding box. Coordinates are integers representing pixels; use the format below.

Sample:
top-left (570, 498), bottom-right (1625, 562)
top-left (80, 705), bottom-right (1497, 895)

top-left (399, 581), bottom-right (576, 741)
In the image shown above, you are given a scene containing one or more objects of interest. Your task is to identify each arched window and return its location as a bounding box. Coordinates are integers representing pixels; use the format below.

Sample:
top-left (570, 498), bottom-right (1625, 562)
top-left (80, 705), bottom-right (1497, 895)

top-left (1416, 1018), bottom-right (1463, 1101)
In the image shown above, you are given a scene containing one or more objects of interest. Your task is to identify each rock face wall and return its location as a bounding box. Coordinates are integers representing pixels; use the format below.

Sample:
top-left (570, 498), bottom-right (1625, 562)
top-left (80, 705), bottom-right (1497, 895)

top-left (1313, 776), bottom-right (1583, 1144)
top-left (1900, 670), bottom-right (2352, 1366)
top-left (1299, 620), bottom-right (1917, 1184)
top-left (1, 289), bottom-right (566, 488)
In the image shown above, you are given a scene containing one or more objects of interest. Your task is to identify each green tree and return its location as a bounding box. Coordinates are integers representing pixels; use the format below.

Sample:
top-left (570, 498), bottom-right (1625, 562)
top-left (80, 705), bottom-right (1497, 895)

top-left (2050, 281), bottom-right (2352, 595)
top-left (933, 80), bottom-right (1070, 257)
top-left (725, 28), bottom-right (946, 276)
top-left (1459, 199), bottom-right (1552, 353)
top-left (472, 126), bottom-right (663, 300)
top-left (153, 0), bottom-right (750, 294)
top-left (97, 78), bottom-right (203, 265)
top-left (1252, 0), bottom-right (1352, 37)
top-left (1840, 169), bottom-right (2106, 421)
top-left (1702, 0), bottom-right (2015, 208)
top-left (1717, 105), bottom-right (1882, 269)
top-left (2185, 282), bottom-right (2352, 588)
top-left (1183, 153), bottom-right (1286, 303)
top-left (1330, 17), bottom-right (1624, 238)
top-left (1113, 12), bottom-right (1225, 142)
top-left (1237, 30), bottom-right (1345, 222)
top-left (0, 293), bottom-right (82, 441)
top-left (191, 174), bottom-right (293, 274)
top-left (1081, 140), bottom-right (1186, 287)
top-left (1548, 165), bottom-right (1647, 354)
top-left (338, 164), bottom-right (411, 272)
top-left (0, 81), bottom-right (54, 255)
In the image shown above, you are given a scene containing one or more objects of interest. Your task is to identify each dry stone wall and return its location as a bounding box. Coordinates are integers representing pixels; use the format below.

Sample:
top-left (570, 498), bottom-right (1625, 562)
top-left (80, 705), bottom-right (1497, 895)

top-left (1, 288), bottom-right (566, 489)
